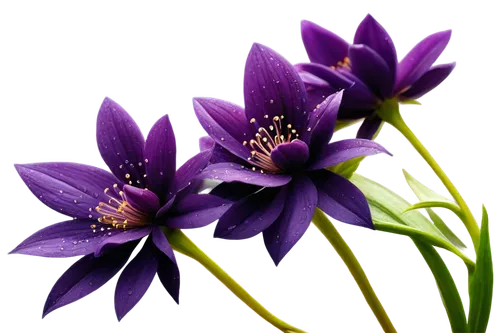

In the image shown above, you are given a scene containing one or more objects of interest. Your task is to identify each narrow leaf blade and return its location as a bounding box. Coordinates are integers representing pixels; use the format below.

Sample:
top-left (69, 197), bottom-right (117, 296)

top-left (413, 240), bottom-right (467, 333)
top-left (467, 206), bottom-right (493, 333)
top-left (401, 168), bottom-right (461, 216)
top-left (427, 208), bottom-right (466, 249)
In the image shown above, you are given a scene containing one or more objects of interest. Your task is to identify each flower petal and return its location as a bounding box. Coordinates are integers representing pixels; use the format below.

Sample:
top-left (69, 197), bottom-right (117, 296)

top-left (310, 170), bottom-right (373, 228)
top-left (43, 241), bottom-right (137, 318)
top-left (157, 249), bottom-right (180, 304)
top-left (193, 98), bottom-right (252, 161)
top-left (356, 115), bottom-right (383, 140)
top-left (302, 91), bottom-right (342, 149)
top-left (96, 97), bottom-right (147, 185)
top-left (10, 219), bottom-right (121, 258)
top-left (296, 63), bottom-right (378, 111)
top-left (297, 70), bottom-right (339, 113)
top-left (165, 194), bottom-right (231, 229)
top-left (244, 43), bottom-right (308, 131)
top-left (144, 115), bottom-right (176, 201)
top-left (400, 62), bottom-right (456, 100)
top-left (15, 163), bottom-right (121, 219)
top-left (395, 30), bottom-right (452, 93)
top-left (115, 237), bottom-right (158, 321)
top-left (174, 150), bottom-right (212, 193)
top-left (123, 185), bottom-right (160, 214)
top-left (308, 139), bottom-right (391, 170)
top-left (94, 226), bottom-right (152, 257)
top-left (210, 182), bottom-right (262, 201)
top-left (150, 227), bottom-right (180, 303)
top-left (263, 176), bottom-right (317, 266)
top-left (214, 187), bottom-right (287, 240)
top-left (197, 163), bottom-right (292, 187)
top-left (354, 14), bottom-right (397, 77)
top-left (301, 20), bottom-right (349, 66)
top-left (270, 140), bottom-right (310, 171)
top-left (349, 44), bottom-right (393, 98)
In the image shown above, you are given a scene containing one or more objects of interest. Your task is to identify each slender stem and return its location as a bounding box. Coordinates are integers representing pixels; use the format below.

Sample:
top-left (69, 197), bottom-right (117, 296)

top-left (312, 209), bottom-right (397, 333)
top-left (377, 101), bottom-right (480, 251)
top-left (165, 228), bottom-right (307, 333)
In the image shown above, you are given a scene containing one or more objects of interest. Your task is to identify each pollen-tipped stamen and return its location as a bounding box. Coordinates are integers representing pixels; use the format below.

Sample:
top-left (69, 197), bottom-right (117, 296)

top-left (95, 184), bottom-right (150, 229)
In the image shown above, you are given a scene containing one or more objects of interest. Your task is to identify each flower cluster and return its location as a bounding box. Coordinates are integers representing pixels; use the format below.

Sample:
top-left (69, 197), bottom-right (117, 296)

top-left (10, 12), bottom-right (469, 332)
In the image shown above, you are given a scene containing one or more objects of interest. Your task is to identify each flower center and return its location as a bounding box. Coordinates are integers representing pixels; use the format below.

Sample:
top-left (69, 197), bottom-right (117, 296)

top-left (95, 184), bottom-right (151, 229)
top-left (330, 56), bottom-right (351, 71)
top-left (243, 115), bottom-right (304, 173)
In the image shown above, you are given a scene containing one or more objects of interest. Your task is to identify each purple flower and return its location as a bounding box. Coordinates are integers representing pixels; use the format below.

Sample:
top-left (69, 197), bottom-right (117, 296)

top-left (194, 44), bottom-right (390, 265)
top-left (11, 98), bottom-right (230, 320)
top-left (298, 14), bottom-right (455, 139)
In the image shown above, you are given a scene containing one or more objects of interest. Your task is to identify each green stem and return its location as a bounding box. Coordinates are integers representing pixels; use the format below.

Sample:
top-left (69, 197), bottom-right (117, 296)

top-left (165, 228), bottom-right (307, 333)
top-left (377, 100), bottom-right (480, 252)
top-left (312, 209), bottom-right (397, 333)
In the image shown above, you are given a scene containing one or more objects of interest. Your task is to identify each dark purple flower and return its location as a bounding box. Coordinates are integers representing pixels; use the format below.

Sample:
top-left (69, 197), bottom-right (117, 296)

top-left (11, 98), bottom-right (230, 320)
top-left (298, 14), bottom-right (455, 139)
top-left (193, 44), bottom-right (390, 266)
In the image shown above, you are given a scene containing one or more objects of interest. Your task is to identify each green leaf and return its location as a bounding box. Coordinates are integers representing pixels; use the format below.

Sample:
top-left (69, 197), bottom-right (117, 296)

top-left (399, 99), bottom-right (421, 105)
top-left (413, 240), bottom-right (467, 333)
top-left (350, 173), bottom-right (474, 270)
top-left (328, 156), bottom-right (365, 179)
top-left (403, 170), bottom-right (462, 216)
top-left (427, 208), bottom-right (466, 249)
top-left (467, 206), bottom-right (493, 333)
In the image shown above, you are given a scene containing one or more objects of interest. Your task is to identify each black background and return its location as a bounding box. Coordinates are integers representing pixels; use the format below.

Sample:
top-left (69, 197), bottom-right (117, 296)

top-left (0, 2), bottom-right (492, 333)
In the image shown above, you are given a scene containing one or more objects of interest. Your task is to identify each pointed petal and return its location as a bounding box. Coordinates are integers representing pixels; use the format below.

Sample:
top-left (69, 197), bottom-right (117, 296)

top-left (157, 250), bottom-right (180, 304)
top-left (123, 185), bottom-right (160, 214)
top-left (263, 176), bottom-right (317, 265)
top-left (43, 242), bottom-right (137, 317)
top-left (193, 98), bottom-right (253, 161)
top-left (210, 182), bottom-right (262, 201)
top-left (296, 63), bottom-right (378, 110)
top-left (270, 140), bottom-right (310, 171)
top-left (165, 194), bottom-right (230, 229)
top-left (301, 20), bottom-right (349, 66)
top-left (151, 227), bottom-right (180, 303)
top-left (354, 14), bottom-right (397, 77)
top-left (215, 187), bottom-right (287, 240)
top-left (94, 226), bottom-right (152, 257)
top-left (115, 237), bottom-right (158, 321)
top-left (356, 115), bottom-right (383, 140)
top-left (197, 163), bottom-right (291, 187)
top-left (400, 62), bottom-right (456, 100)
top-left (174, 150), bottom-right (212, 192)
top-left (15, 163), bottom-right (121, 219)
top-left (10, 219), bottom-right (121, 258)
top-left (349, 44), bottom-right (393, 98)
top-left (299, 71), bottom-right (338, 111)
top-left (395, 30), bottom-right (452, 93)
top-left (244, 43), bottom-right (308, 131)
top-left (96, 97), bottom-right (147, 185)
top-left (296, 63), bottom-right (353, 93)
top-left (302, 91), bottom-right (342, 150)
top-left (310, 170), bottom-right (373, 228)
top-left (144, 115), bottom-right (176, 201)
top-left (308, 139), bottom-right (391, 170)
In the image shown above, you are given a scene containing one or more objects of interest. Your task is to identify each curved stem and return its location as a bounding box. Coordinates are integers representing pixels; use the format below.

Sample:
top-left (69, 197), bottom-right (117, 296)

top-left (377, 101), bottom-right (480, 251)
top-left (165, 228), bottom-right (307, 333)
top-left (312, 209), bottom-right (397, 333)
